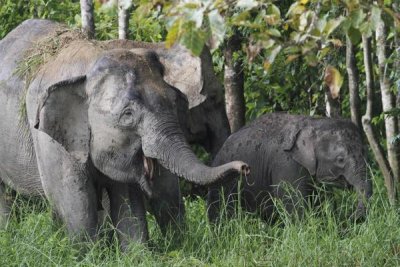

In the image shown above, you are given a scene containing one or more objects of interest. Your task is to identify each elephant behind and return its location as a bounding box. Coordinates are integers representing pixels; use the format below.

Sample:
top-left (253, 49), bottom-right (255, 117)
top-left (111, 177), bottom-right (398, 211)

top-left (207, 113), bottom-right (372, 222)
top-left (0, 19), bottom-right (249, 249)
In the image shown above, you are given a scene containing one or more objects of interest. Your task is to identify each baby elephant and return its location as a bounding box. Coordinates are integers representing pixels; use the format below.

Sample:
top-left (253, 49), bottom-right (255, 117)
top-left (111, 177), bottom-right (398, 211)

top-left (207, 113), bottom-right (372, 222)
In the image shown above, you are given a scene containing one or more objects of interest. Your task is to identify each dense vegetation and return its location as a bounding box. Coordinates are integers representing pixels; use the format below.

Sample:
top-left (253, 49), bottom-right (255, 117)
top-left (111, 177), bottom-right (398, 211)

top-left (1, 0), bottom-right (400, 265)
top-left (1, 173), bottom-right (400, 266)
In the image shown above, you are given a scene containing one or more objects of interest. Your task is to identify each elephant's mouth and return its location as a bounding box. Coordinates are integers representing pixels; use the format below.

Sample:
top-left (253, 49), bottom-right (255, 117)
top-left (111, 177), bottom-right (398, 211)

top-left (319, 175), bottom-right (350, 189)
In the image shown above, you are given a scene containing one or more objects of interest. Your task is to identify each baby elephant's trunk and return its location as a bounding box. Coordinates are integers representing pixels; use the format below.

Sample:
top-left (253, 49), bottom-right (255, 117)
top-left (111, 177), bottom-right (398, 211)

top-left (350, 174), bottom-right (372, 220)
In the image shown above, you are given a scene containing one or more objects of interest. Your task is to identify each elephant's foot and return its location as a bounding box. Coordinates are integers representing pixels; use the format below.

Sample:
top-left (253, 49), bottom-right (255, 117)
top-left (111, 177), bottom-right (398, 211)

top-left (0, 182), bottom-right (10, 229)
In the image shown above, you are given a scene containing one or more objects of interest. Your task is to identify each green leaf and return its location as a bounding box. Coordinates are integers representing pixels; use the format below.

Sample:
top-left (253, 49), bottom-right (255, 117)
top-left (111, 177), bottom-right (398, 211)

top-left (284, 46), bottom-right (301, 54)
top-left (323, 16), bottom-right (345, 37)
top-left (265, 4), bottom-right (281, 25)
top-left (341, 17), bottom-right (352, 31)
top-left (344, 0), bottom-right (360, 11)
top-left (359, 21), bottom-right (373, 37)
top-left (384, 0), bottom-right (392, 6)
top-left (371, 5), bottom-right (382, 30)
top-left (181, 22), bottom-right (207, 56)
top-left (286, 2), bottom-right (306, 17)
top-left (305, 53), bottom-right (318, 66)
top-left (231, 10), bottom-right (251, 25)
top-left (301, 40), bottom-right (318, 54)
top-left (347, 26), bottom-right (361, 44)
top-left (350, 9), bottom-right (366, 29)
top-left (318, 46), bottom-right (331, 59)
top-left (165, 18), bottom-right (182, 48)
top-left (267, 28), bottom-right (281, 38)
top-left (267, 4), bottom-right (281, 18)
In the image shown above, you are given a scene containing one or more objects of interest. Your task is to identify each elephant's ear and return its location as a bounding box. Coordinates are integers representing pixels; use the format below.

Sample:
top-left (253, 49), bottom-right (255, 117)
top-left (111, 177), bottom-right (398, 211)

top-left (35, 76), bottom-right (89, 163)
top-left (283, 127), bottom-right (317, 176)
top-left (154, 45), bottom-right (206, 109)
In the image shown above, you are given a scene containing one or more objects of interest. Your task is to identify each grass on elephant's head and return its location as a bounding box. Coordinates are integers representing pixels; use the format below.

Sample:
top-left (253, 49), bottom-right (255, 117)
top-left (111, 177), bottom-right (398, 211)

top-left (1, 170), bottom-right (400, 266)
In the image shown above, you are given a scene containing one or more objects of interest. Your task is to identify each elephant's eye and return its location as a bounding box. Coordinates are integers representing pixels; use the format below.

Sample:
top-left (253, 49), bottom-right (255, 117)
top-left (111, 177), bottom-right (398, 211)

top-left (119, 108), bottom-right (135, 126)
top-left (336, 156), bottom-right (345, 166)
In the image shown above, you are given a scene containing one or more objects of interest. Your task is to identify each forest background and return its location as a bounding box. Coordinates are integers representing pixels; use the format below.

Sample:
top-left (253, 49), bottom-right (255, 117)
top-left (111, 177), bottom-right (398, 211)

top-left (1, 0), bottom-right (400, 265)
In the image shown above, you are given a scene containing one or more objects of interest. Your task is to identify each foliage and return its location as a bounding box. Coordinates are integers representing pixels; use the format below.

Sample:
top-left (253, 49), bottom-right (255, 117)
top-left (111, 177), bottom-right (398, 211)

top-left (0, 0), bottom-right (80, 39)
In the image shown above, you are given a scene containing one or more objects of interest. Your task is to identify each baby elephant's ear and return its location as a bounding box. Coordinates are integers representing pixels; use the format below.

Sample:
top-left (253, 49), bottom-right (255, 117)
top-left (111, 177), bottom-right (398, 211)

top-left (283, 126), bottom-right (317, 176)
top-left (35, 75), bottom-right (90, 163)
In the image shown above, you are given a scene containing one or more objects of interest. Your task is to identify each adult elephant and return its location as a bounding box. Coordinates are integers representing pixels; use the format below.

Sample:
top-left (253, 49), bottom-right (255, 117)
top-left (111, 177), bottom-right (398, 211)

top-left (0, 19), bottom-right (249, 248)
top-left (207, 113), bottom-right (372, 223)
top-left (96, 39), bottom-right (232, 231)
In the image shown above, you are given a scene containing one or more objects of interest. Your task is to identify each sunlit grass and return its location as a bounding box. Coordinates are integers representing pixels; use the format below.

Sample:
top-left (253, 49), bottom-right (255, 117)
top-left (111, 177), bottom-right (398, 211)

top-left (1, 170), bottom-right (399, 266)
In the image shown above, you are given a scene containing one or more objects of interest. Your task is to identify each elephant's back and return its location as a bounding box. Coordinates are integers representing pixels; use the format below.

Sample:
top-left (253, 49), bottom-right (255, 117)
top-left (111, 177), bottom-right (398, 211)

top-left (0, 19), bottom-right (61, 83)
top-left (213, 124), bottom-right (272, 188)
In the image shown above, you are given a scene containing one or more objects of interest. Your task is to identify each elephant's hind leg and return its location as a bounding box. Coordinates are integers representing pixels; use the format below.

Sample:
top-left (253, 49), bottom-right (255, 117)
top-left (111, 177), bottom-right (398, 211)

top-left (0, 182), bottom-right (10, 228)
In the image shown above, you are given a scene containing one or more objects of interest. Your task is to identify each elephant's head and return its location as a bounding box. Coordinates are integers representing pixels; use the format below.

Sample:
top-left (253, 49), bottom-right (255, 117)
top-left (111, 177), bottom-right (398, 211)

top-left (283, 119), bottom-right (372, 218)
top-left (128, 44), bottom-right (231, 156)
top-left (34, 49), bottom-right (249, 190)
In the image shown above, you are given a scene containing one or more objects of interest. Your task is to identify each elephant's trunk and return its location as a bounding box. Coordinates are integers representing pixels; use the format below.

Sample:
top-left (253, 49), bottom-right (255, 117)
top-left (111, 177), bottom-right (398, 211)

top-left (354, 178), bottom-right (372, 218)
top-left (345, 164), bottom-right (372, 219)
top-left (141, 114), bottom-right (249, 185)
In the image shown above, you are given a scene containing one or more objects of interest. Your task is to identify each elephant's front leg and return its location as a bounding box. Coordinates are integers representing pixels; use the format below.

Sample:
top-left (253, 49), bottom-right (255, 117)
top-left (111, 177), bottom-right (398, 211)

top-left (148, 163), bottom-right (185, 237)
top-left (0, 182), bottom-right (10, 228)
top-left (109, 183), bottom-right (148, 250)
top-left (34, 130), bottom-right (98, 239)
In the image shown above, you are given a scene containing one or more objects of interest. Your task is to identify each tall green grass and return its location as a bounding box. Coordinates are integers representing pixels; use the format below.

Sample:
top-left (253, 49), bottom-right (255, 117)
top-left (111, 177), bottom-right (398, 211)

top-left (1, 171), bottom-right (399, 266)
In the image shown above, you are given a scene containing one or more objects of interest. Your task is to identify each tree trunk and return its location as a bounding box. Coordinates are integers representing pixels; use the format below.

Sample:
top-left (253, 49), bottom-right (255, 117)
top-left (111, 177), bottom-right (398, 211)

top-left (118, 0), bottom-right (131, 40)
top-left (346, 35), bottom-right (362, 130)
top-left (224, 32), bottom-right (245, 133)
top-left (361, 35), bottom-right (396, 204)
top-left (394, 2), bottom-right (400, 108)
top-left (325, 93), bottom-right (341, 118)
top-left (376, 15), bottom-right (400, 200)
top-left (80, 0), bottom-right (95, 39)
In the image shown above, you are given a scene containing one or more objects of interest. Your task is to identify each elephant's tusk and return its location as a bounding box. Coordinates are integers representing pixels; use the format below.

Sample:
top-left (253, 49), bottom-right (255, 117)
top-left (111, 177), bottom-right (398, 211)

top-left (143, 155), bottom-right (154, 182)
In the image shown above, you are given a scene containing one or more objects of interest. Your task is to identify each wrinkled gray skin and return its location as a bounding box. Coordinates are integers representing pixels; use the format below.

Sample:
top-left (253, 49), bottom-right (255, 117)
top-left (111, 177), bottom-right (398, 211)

top-left (0, 19), bottom-right (249, 248)
top-left (208, 113), bottom-right (372, 223)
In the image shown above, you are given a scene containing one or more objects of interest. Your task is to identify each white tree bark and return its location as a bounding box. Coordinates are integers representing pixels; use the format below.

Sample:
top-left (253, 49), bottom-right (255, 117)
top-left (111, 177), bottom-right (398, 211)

top-left (80, 0), bottom-right (95, 39)
top-left (224, 33), bottom-right (245, 133)
top-left (325, 93), bottom-right (341, 118)
top-left (376, 16), bottom-right (399, 201)
top-left (394, 2), bottom-right (400, 108)
top-left (346, 35), bottom-right (361, 130)
top-left (118, 0), bottom-right (132, 40)
top-left (361, 35), bottom-right (396, 204)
